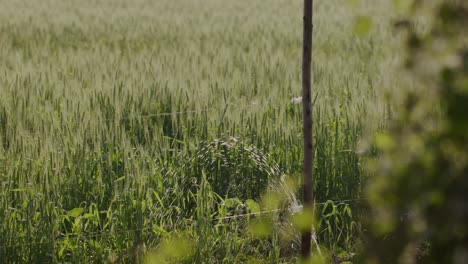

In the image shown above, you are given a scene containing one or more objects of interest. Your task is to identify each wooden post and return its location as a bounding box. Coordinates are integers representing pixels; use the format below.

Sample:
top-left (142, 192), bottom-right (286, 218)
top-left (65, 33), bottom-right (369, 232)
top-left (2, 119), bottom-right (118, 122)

top-left (301, 0), bottom-right (314, 259)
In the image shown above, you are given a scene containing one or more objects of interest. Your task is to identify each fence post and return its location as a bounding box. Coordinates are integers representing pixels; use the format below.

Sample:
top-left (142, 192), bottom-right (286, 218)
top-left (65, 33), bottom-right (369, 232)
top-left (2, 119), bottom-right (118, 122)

top-left (301, 0), bottom-right (314, 259)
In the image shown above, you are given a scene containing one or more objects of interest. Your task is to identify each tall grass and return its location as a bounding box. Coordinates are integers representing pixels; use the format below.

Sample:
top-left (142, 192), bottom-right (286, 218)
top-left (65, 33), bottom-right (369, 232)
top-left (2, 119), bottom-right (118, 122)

top-left (0, 0), bottom-right (402, 262)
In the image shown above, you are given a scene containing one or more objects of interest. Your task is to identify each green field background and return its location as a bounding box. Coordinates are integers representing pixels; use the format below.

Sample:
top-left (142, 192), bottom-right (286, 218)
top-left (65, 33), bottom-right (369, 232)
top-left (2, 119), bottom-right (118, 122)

top-left (0, 0), bottom-right (404, 262)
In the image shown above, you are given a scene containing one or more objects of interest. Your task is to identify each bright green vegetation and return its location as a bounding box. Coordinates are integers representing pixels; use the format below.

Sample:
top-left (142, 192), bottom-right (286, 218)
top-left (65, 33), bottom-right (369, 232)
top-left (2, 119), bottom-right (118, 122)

top-left (365, 1), bottom-right (468, 262)
top-left (0, 0), bottom-right (401, 262)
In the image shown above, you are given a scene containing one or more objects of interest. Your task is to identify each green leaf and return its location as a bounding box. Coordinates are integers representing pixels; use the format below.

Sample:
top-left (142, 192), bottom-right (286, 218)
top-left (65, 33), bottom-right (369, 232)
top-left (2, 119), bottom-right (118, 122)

top-left (375, 133), bottom-right (395, 150)
top-left (67, 208), bottom-right (84, 218)
top-left (353, 16), bottom-right (372, 36)
top-left (248, 218), bottom-right (273, 238)
top-left (245, 199), bottom-right (260, 214)
top-left (292, 208), bottom-right (316, 232)
top-left (10, 188), bottom-right (27, 192)
top-left (114, 176), bottom-right (125, 183)
top-left (145, 236), bottom-right (193, 263)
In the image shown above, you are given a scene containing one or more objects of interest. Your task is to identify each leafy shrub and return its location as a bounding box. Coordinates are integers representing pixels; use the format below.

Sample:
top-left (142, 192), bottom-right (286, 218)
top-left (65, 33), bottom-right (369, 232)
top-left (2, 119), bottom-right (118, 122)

top-left (365, 1), bottom-right (468, 263)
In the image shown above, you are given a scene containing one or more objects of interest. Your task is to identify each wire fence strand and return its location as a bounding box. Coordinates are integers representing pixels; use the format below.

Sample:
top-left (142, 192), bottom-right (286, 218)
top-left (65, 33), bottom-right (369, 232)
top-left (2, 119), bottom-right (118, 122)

top-left (0, 97), bottom-right (342, 250)
top-left (101, 100), bottom-right (298, 122)
top-left (0, 198), bottom-right (367, 250)
top-left (103, 108), bottom-right (217, 121)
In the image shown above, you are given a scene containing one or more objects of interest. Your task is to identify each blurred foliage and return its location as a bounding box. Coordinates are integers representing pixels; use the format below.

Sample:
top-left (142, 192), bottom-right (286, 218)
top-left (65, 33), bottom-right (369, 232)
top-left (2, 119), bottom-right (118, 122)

top-left (353, 16), bottom-right (373, 36)
top-left (144, 235), bottom-right (193, 264)
top-left (365, 0), bottom-right (468, 263)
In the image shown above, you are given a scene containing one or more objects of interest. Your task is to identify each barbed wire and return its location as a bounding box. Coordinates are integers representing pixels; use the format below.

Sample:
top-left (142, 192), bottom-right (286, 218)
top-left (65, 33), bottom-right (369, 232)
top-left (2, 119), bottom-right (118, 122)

top-left (0, 95), bottom-right (334, 251)
top-left (103, 108), bottom-right (217, 121)
top-left (101, 99), bottom-right (303, 122)
top-left (0, 198), bottom-right (367, 250)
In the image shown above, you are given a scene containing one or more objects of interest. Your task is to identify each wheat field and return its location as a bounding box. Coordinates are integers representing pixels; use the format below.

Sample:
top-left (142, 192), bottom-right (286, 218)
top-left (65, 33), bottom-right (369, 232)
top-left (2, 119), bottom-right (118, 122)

top-left (0, 0), bottom-right (402, 262)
